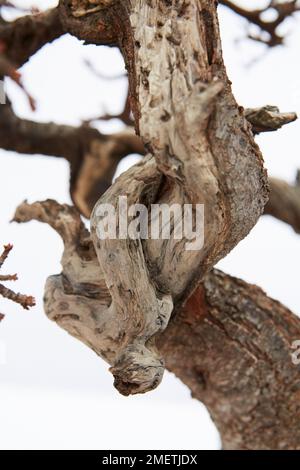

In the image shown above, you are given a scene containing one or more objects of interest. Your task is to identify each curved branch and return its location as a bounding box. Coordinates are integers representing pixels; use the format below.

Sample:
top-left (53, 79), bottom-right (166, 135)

top-left (88, 1), bottom-right (268, 393)
top-left (2, 100), bottom-right (297, 234)
top-left (0, 103), bottom-right (144, 218)
top-left (13, 200), bottom-right (300, 448)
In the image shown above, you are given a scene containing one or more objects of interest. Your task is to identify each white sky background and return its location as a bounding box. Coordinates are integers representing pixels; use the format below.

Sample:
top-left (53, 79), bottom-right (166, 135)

top-left (0, 0), bottom-right (300, 450)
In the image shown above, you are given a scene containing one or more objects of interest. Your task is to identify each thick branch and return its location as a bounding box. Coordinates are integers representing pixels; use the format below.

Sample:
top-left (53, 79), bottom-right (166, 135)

top-left (0, 7), bottom-right (64, 68)
top-left (59, 0), bottom-right (120, 46)
top-left (159, 270), bottom-right (300, 450)
top-left (13, 200), bottom-right (300, 449)
top-left (0, 103), bottom-right (144, 218)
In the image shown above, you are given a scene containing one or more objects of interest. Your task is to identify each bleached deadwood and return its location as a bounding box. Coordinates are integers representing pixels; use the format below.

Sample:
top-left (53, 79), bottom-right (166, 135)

top-left (13, 200), bottom-right (300, 449)
top-left (46, 0), bottom-right (271, 394)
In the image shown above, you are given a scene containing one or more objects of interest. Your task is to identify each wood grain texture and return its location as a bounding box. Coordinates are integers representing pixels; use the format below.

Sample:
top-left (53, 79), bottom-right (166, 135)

top-left (89, 0), bottom-right (268, 393)
top-left (14, 200), bottom-right (300, 449)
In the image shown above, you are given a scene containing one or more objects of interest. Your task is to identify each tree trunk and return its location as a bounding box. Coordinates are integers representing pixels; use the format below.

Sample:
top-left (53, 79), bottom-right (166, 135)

top-left (159, 270), bottom-right (300, 450)
top-left (1, 0), bottom-right (300, 452)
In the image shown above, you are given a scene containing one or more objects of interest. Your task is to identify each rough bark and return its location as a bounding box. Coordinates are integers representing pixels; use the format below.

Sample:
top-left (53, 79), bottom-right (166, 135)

top-left (159, 270), bottom-right (300, 450)
top-left (0, 0), bottom-right (298, 452)
top-left (14, 0), bottom-right (267, 395)
top-left (59, 0), bottom-right (121, 46)
top-left (13, 200), bottom-right (300, 449)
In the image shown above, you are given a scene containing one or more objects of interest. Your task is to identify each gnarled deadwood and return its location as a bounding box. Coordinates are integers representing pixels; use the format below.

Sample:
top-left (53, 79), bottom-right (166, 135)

top-left (88, 0), bottom-right (268, 393)
top-left (0, 0), bottom-right (298, 452)
top-left (13, 200), bottom-right (300, 449)
top-left (53, 0), bottom-right (270, 394)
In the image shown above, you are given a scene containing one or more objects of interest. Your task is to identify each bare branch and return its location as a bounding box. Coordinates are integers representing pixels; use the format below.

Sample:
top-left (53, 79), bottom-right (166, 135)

top-left (220, 0), bottom-right (300, 47)
top-left (0, 243), bottom-right (35, 319)
top-left (0, 102), bottom-right (144, 217)
top-left (0, 242), bottom-right (12, 268)
top-left (0, 284), bottom-right (35, 310)
top-left (0, 274), bottom-right (17, 281)
top-left (0, 7), bottom-right (63, 68)
top-left (84, 58), bottom-right (126, 81)
top-left (0, 54), bottom-right (36, 109)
